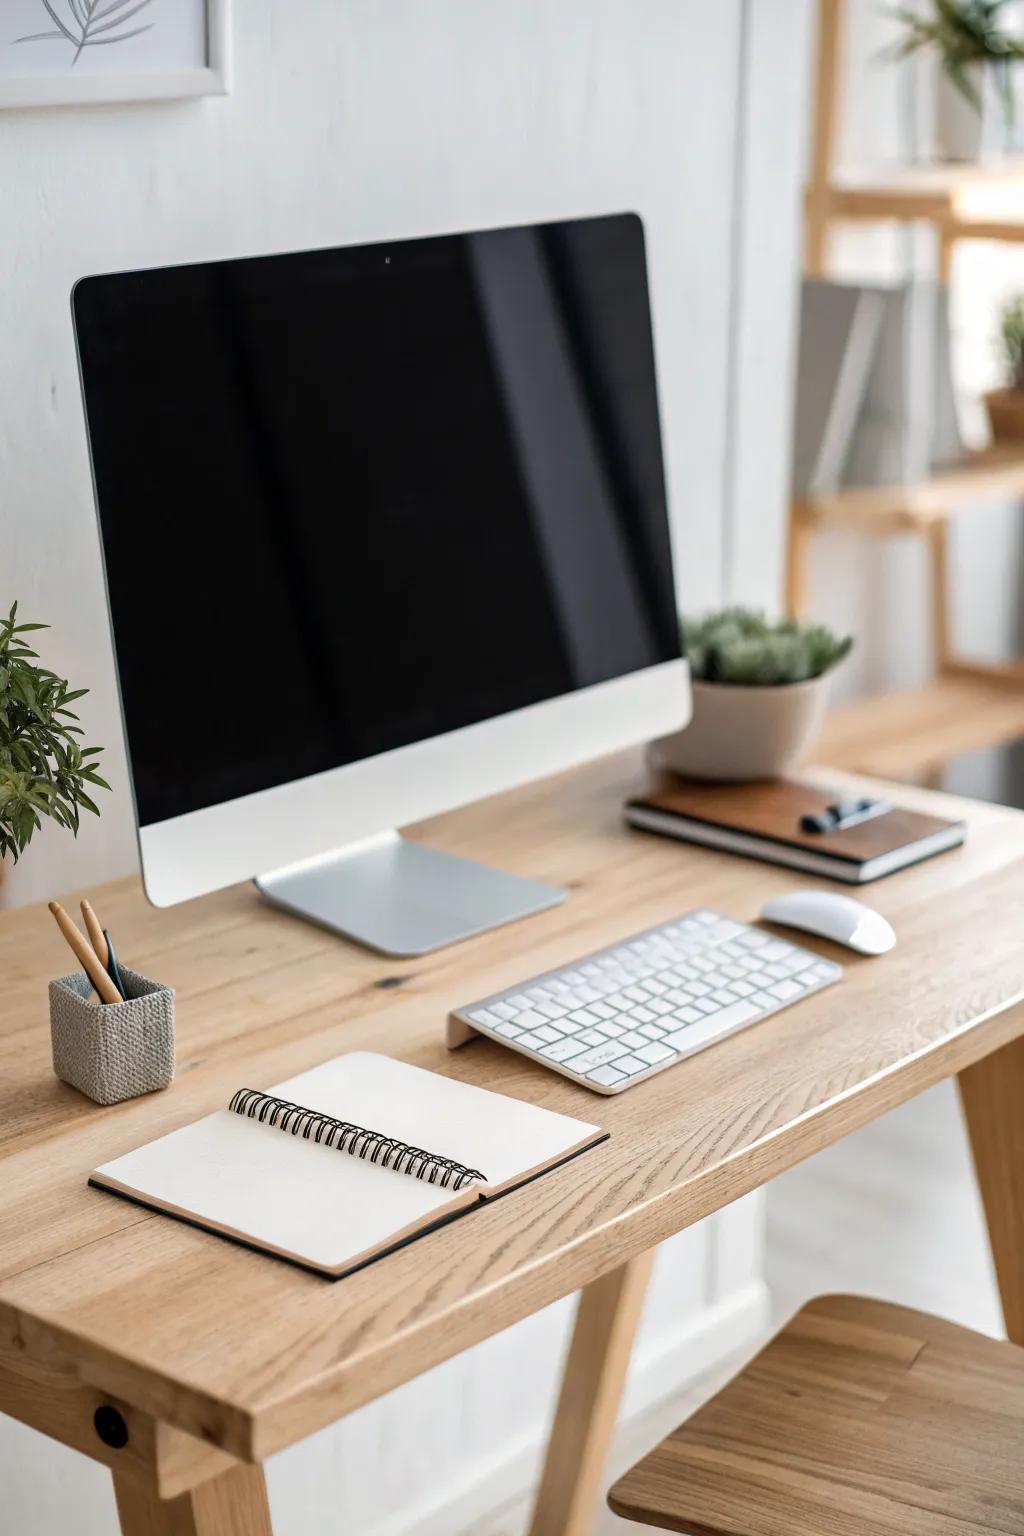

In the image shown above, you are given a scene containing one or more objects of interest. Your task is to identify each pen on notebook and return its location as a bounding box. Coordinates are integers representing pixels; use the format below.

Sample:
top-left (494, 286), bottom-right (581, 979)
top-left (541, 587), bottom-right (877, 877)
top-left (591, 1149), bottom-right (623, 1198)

top-left (48, 901), bottom-right (122, 1005)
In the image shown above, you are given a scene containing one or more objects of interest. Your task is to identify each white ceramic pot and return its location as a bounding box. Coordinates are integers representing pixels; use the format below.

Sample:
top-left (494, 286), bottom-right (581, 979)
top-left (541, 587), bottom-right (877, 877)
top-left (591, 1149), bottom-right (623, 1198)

top-left (649, 674), bottom-right (833, 783)
top-left (934, 64), bottom-right (988, 161)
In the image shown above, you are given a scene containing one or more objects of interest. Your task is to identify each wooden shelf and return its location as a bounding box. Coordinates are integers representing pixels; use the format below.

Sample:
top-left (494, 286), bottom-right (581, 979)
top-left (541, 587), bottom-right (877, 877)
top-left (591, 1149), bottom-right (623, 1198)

top-left (811, 159), bottom-right (1024, 242)
top-left (794, 443), bottom-right (1024, 533)
top-left (818, 674), bottom-right (1024, 781)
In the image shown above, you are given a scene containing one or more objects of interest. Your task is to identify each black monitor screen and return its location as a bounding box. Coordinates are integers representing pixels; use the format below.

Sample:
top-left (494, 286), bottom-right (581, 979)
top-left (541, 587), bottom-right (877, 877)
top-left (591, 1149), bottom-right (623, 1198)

top-left (74, 214), bottom-right (679, 827)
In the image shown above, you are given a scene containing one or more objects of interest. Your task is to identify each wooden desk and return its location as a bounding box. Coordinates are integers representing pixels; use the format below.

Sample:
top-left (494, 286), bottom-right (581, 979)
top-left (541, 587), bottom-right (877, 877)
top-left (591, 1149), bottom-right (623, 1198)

top-left (2, 752), bottom-right (1023, 1535)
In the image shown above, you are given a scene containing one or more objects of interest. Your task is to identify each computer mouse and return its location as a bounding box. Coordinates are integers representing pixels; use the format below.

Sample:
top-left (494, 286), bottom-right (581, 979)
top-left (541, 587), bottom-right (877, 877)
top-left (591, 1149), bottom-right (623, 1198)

top-left (760, 889), bottom-right (896, 956)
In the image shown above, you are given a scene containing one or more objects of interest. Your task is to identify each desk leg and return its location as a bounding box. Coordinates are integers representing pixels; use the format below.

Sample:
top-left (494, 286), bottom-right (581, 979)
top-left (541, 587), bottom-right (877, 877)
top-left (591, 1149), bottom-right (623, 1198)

top-left (959, 1030), bottom-right (1024, 1344)
top-left (113, 1463), bottom-right (273, 1536)
top-left (527, 1249), bottom-right (654, 1536)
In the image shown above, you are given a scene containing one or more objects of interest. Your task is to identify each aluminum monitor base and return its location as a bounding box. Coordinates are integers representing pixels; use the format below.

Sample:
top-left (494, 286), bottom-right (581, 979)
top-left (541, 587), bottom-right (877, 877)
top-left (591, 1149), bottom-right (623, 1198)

top-left (255, 830), bottom-right (568, 957)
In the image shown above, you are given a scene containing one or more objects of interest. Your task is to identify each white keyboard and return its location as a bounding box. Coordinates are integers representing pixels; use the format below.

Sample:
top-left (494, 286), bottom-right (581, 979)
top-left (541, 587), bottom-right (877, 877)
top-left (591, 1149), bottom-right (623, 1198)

top-left (450, 909), bottom-right (842, 1094)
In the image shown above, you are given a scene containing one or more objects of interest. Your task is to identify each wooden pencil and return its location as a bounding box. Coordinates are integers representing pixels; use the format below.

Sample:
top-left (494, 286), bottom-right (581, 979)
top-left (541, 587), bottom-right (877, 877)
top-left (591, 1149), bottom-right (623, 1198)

top-left (80, 900), bottom-right (109, 969)
top-left (48, 902), bottom-right (121, 1005)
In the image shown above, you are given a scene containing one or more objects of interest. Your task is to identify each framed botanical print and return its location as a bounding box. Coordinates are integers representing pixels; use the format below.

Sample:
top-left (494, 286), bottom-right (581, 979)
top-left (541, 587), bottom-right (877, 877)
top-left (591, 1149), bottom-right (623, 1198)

top-left (0, 0), bottom-right (230, 108)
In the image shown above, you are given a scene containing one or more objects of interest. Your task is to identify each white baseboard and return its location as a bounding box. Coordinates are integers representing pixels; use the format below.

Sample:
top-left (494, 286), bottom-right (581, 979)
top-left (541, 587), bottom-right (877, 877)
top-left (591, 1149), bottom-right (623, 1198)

top-left (363, 1280), bottom-right (770, 1536)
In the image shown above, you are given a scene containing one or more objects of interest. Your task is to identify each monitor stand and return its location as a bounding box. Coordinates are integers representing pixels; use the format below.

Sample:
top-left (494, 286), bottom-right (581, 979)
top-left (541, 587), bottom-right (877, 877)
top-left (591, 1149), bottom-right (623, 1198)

top-left (255, 830), bottom-right (568, 957)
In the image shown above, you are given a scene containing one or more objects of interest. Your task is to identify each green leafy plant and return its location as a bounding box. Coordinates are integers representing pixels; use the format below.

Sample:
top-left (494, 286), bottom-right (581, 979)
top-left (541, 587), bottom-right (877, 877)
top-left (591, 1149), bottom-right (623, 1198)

top-left (999, 293), bottom-right (1024, 389)
top-left (0, 603), bottom-right (110, 863)
top-left (883, 0), bottom-right (1024, 126)
top-left (683, 609), bottom-right (853, 687)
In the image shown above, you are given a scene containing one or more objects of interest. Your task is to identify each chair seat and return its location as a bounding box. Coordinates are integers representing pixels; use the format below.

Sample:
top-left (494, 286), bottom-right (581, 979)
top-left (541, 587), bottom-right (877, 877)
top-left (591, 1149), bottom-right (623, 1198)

top-left (608, 1294), bottom-right (1024, 1535)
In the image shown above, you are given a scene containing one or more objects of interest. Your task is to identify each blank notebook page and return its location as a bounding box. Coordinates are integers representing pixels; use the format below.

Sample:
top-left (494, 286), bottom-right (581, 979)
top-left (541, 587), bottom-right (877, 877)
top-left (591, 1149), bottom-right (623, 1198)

top-left (92, 1052), bottom-right (601, 1275)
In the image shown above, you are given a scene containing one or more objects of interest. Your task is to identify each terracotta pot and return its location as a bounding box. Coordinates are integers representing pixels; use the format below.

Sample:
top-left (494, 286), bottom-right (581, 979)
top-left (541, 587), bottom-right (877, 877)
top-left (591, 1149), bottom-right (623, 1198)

top-left (985, 387), bottom-right (1024, 443)
top-left (648, 674), bottom-right (833, 783)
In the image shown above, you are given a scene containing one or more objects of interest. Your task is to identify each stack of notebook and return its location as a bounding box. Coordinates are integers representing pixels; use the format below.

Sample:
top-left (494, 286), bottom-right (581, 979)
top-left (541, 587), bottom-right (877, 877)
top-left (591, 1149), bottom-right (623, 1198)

top-left (793, 278), bottom-right (964, 500)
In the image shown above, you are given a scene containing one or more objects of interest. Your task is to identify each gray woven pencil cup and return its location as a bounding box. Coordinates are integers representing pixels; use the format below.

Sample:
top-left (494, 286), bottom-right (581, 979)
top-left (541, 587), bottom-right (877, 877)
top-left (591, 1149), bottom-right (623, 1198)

top-left (49, 966), bottom-right (175, 1106)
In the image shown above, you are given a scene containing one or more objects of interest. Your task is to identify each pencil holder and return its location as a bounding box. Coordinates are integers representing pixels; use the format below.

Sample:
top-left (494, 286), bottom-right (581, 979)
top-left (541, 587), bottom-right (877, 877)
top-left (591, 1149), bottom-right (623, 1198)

top-left (49, 967), bottom-right (175, 1106)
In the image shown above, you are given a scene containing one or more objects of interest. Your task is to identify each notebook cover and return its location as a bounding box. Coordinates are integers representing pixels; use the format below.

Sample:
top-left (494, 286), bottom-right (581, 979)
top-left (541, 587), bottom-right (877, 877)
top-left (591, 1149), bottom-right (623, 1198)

top-left (626, 777), bottom-right (964, 869)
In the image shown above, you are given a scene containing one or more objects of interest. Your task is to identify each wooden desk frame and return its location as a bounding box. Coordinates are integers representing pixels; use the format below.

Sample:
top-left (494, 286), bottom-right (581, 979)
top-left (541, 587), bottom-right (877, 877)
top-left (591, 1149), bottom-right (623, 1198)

top-left (1, 757), bottom-right (1022, 1535)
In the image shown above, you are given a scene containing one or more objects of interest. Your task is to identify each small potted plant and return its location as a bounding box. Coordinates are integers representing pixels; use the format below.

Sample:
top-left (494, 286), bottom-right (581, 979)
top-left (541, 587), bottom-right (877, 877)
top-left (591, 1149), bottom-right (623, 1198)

top-left (885, 0), bottom-right (1024, 161)
top-left (0, 603), bottom-right (109, 868)
top-left (650, 609), bottom-right (853, 783)
top-left (985, 294), bottom-right (1024, 440)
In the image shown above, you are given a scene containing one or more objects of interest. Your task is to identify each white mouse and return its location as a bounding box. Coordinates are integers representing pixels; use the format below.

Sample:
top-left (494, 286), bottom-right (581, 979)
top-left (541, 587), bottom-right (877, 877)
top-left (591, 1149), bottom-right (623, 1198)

top-left (760, 889), bottom-right (895, 956)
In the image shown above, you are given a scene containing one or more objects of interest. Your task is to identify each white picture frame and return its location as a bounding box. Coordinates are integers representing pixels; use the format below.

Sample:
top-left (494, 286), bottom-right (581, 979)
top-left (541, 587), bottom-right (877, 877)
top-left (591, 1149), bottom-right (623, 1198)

top-left (0, 0), bottom-right (230, 108)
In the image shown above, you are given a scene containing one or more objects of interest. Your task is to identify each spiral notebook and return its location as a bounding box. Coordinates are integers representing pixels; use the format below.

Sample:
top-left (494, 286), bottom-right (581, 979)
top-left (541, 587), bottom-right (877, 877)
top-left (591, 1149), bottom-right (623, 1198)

top-left (90, 1053), bottom-right (605, 1279)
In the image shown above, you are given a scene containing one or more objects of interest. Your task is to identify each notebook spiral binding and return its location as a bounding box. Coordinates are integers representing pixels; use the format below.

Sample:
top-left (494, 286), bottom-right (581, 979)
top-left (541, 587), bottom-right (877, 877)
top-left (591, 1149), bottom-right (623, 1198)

top-left (228, 1088), bottom-right (488, 1191)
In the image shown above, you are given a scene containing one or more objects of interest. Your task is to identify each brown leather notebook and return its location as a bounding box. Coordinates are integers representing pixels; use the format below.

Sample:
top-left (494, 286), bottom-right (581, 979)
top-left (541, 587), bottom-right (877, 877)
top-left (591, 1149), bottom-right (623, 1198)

top-left (624, 778), bottom-right (965, 884)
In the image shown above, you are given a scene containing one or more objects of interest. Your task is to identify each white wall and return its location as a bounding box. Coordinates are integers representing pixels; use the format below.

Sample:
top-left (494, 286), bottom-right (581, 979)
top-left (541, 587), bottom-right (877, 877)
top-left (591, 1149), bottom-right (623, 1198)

top-left (0, 2), bottom-right (812, 1531)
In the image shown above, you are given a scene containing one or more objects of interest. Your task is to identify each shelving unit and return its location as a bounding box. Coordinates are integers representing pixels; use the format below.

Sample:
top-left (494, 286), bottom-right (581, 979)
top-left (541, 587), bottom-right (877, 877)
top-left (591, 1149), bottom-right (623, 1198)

top-left (796, 0), bottom-right (1024, 770)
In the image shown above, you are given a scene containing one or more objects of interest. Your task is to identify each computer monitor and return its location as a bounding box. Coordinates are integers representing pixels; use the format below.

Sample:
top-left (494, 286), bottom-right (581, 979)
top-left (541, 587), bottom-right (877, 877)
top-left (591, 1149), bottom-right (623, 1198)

top-left (73, 212), bottom-right (690, 955)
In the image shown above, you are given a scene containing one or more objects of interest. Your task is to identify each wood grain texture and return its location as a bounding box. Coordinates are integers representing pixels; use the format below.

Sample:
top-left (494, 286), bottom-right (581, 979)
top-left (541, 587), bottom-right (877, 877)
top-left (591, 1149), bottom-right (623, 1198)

top-left (114, 1463), bottom-right (272, 1536)
top-left (0, 1335), bottom-right (238, 1499)
top-left (817, 676), bottom-right (1024, 780)
top-left (0, 752), bottom-right (1023, 1464)
top-left (959, 1034), bottom-right (1024, 1345)
top-left (608, 1293), bottom-right (1024, 1535)
top-left (527, 1251), bottom-right (654, 1536)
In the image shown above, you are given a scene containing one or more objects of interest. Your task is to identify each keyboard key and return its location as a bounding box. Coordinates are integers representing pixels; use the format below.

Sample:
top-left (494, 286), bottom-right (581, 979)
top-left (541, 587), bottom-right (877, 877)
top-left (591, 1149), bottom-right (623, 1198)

top-left (534, 1024), bottom-right (561, 1042)
top-left (694, 997), bottom-right (719, 1015)
top-left (664, 999), bottom-right (760, 1051)
top-left (637, 1041), bottom-right (675, 1065)
top-left (587, 1064), bottom-right (626, 1087)
top-left (539, 1036), bottom-right (588, 1063)
top-left (558, 1015), bottom-right (585, 1034)
top-left (711, 989), bottom-right (737, 1006)
top-left (596, 1021), bottom-right (626, 1039)
top-left (770, 979), bottom-right (802, 1001)
top-left (470, 1008), bottom-right (502, 1026)
top-left (629, 1005), bottom-right (656, 1024)
top-left (570, 1007), bottom-right (599, 1026)
top-left (575, 1028), bottom-right (607, 1045)
top-left (611, 1054), bottom-right (649, 1076)
top-left (536, 1000), bottom-right (568, 1019)
top-left (572, 1041), bottom-right (631, 1073)
top-left (589, 1002), bottom-right (616, 1019)
top-left (516, 1009), bottom-right (548, 1030)
top-left (494, 1021), bottom-right (523, 1038)
top-left (506, 994), bottom-right (532, 1010)
top-left (732, 981), bottom-right (755, 997)
top-left (618, 1029), bottom-right (648, 1049)
top-left (640, 1022), bottom-right (667, 1040)
top-left (492, 1001), bottom-right (518, 1020)
top-left (672, 1006), bottom-right (702, 1025)
top-left (515, 1030), bottom-right (545, 1050)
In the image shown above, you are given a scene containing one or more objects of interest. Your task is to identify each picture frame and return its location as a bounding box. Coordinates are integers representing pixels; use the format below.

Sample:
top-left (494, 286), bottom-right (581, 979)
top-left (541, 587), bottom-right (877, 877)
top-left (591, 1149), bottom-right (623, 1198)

top-left (0, 0), bottom-right (230, 109)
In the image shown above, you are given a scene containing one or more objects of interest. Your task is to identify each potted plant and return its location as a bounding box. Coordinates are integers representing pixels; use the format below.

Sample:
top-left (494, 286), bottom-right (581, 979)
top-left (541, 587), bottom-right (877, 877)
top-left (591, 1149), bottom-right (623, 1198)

top-left (650, 609), bottom-right (853, 783)
top-left (985, 294), bottom-right (1024, 440)
top-left (886, 0), bottom-right (1024, 161)
top-left (0, 603), bottom-right (109, 867)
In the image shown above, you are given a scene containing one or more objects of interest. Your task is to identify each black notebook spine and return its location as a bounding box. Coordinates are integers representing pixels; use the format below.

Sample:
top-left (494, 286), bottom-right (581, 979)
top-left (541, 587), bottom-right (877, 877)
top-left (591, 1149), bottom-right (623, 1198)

top-left (228, 1088), bottom-right (487, 1191)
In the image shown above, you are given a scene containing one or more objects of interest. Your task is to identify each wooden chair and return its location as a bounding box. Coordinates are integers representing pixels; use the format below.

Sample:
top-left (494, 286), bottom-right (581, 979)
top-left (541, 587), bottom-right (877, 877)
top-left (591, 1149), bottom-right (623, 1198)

top-left (608, 1293), bottom-right (1024, 1535)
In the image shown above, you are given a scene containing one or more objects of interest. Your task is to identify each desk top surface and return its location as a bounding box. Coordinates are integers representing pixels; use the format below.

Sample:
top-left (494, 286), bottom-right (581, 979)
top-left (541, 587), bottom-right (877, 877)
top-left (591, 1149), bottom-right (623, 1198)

top-left (1, 752), bottom-right (1022, 1461)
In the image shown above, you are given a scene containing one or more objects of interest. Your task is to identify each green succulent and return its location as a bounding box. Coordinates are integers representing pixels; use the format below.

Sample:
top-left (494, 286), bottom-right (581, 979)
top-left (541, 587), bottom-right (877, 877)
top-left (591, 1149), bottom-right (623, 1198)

top-left (883, 0), bottom-right (1024, 126)
top-left (1000, 294), bottom-right (1024, 389)
top-left (0, 603), bottom-right (110, 863)
top-left (682, 608), bottom-right (853, 688)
